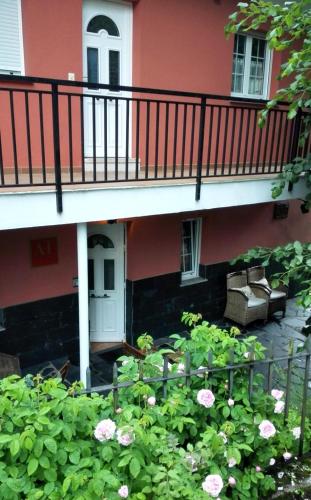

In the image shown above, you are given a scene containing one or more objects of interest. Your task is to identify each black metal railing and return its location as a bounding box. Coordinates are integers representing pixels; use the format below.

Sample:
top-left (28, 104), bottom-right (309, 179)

top-left (84, 339), bottom-right (311, 458)
top-left (0, 75), bottom-right (310, 212)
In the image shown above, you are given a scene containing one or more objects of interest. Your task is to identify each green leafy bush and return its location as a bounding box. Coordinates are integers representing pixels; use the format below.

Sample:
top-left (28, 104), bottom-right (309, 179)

top-left (0, 320), bottom-right (309, 499)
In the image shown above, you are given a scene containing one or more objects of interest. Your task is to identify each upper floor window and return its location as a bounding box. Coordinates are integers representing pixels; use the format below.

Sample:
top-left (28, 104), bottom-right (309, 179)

top-left (181, 219), bottom-right (201, 281)
top-left (231, 33), bottom-right (270, 99)
top-left (0, 0), bottom-right (24, 75)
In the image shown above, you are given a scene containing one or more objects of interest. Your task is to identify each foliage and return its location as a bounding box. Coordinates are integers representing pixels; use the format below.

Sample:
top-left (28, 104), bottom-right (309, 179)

top-left (136, 333), bottom-right (154, 353)
top-left (225, 0), bottom-right (311, 206)
top-left (231, 240), bottom-right (311, 308)
top-left (0, 321), bottom-right (310, 499)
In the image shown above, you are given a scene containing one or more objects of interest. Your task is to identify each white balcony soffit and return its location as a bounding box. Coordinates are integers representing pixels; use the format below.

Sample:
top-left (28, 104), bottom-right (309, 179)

top-left (0, 177), bottom-right (308, 231)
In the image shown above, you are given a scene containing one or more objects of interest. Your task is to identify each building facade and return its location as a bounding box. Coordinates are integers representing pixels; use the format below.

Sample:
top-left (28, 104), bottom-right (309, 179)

top-left (0, 0), bottom-right (310, 384)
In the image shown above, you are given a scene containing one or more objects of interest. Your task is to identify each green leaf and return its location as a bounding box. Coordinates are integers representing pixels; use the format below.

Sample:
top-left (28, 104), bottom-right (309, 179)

top-left (44, 468), bottom-right (57, 482)
top-left (27, 458), bottom-right (39, 476)
top-left (44, 483), bottom-right (55, 496)
top-left (33, 439), bottom-right (44, 458)
top-left (63, 477), bottom-right (71, 495)
top-left (129, 457), bottom-right (141, 478)
top-left (0, 435), bottom-right (12, 445)
top-left (39, 455), bottom-right (50, 469)
top-left (69, 450), bottom-right (80, 465)
top-left (223, 406), bottom-right (230, 418)
top-left (44, 437), bottom-right (57, 454)
top-left (9, 439), bottom-right (20, 457)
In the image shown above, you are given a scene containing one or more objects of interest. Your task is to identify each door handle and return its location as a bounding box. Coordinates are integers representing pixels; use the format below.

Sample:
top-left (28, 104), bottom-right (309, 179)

top-left (90, 294), bottom-right (111, 298)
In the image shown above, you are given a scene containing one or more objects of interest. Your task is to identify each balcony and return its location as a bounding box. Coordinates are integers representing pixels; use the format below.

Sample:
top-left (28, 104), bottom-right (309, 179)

top-left (0, 75), bottom-right (309, 217)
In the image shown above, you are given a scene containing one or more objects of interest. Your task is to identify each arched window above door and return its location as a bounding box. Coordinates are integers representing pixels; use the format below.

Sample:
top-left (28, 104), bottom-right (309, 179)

top-left (87, 15), bottom-right (120, 37)
top-left (88, 234), bottom-right (114, 249)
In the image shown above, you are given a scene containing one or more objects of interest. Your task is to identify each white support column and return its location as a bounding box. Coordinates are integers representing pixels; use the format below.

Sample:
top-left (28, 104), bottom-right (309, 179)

top-left (77, 222), bottom-right (89, 387)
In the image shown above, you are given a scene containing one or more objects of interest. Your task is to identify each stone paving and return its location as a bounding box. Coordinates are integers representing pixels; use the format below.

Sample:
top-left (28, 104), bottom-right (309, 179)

top-left (246, 299), bottom-right (310, 356)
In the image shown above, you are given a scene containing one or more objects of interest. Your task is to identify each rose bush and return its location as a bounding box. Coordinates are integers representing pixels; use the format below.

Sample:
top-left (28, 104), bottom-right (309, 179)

top-left (0, 318), bottom-right (309, 499)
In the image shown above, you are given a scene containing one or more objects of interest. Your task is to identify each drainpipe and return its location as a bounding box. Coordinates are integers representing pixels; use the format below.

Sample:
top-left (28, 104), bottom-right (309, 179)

top-left (77, 223), bottom-right (89, 387)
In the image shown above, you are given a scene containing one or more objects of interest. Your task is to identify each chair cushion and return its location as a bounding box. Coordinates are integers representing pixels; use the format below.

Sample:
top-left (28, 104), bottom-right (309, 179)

top-left (247, 297), bottom-right (267, 308)
top-left (231, 285), bottom-right (256, 299)
top-left (270, 290), bottom-right (286, 300)
top-left (254, 277), bottom-right (271, 291)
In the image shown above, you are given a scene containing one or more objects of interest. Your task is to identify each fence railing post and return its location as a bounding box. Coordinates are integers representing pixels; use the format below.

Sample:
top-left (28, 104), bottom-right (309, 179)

top-left (195, 96), bottom-right (206, 201)
top-left (298, 342), bottom-right (311, 457)
top-left (288, 107), bottom-right (302, 192)
top-left (51, 83), bottom-right (63, 213)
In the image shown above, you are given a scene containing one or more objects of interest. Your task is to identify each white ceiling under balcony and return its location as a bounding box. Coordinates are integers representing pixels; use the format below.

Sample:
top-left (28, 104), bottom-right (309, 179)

top-left (0, 176), bottom-right (308, 231)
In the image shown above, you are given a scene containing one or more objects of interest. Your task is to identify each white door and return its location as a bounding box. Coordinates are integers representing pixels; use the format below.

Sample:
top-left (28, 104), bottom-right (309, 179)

top-left (83, 0), bottom-right (132, 157)
top-left (88, 224), bottom-right (125, 342)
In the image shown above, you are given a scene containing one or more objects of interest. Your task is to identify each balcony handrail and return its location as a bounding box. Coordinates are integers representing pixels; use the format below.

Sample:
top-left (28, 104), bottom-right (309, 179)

top-left (0, 74), bottom-right (289, 106)
top-left (1, 75), bottom-right (308, 216)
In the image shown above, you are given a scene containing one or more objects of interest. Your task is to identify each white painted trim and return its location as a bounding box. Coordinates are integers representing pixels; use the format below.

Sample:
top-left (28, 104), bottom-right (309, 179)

top-left (0, 178), bottom-right (308, 231)
top-left (18, 0), bottom-right (25, 76)
top-left (77, 223), bottom-right (90, 387)
top-left (181, 218), bottom-right (202, 281)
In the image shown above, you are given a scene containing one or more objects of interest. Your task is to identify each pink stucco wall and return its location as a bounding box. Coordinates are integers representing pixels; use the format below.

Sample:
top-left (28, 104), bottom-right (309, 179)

top-left (0, 225), bottom-right (77, 308)
top-left (127, 201), bottom-right (311, 281)
top-left (132, 0), bottom-right (282, 96)
top-left (22, 0), bottom-right (83, 80)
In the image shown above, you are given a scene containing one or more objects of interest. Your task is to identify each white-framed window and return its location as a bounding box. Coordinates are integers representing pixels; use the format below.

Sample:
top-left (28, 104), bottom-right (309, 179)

top-left (181, 219), bottom-right (202, 280)
top-left (231, 33), bottom-right (271, 99)
top-left (0, 0), bottom-right (25, 75)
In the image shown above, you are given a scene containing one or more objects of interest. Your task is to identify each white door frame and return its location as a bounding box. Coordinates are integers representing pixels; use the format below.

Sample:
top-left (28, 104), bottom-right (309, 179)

top-left (87, 223), bottom-right (125, 343)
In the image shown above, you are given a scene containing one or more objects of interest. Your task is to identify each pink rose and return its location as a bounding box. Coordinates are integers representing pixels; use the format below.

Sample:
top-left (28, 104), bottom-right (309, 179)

top-left (283, 452), bottom-right (292, 461)
top-left (177, 363), bottom-right (185, 373)
top-left (218, 431), bottom-right (227, 444)
top-left (202, 474), bottom-right (224, 498)
top-left (94, 419), bottom-right (116, 441)
top-left (274, 401), bottom-right (285, 414)
top-left (271, 389), bottom-right (284, 400)
top-left (147, 396), bottom-right (156, 406)
top-left (197, 389), bottom-right (215, 408)
top-left (118, 485), bottom-right (129, 498)
top-left (259, 420), bottom-right (276, 439)
top-left (228, 398), bottom-right (235, 407)
top-left (228, 476), bottom-right (236, 487)
top-left (117, 427), bottom-right (135, 446)
top-left (256, 466), bottom-right (261, 472)
top-left (292, 427), bottom-right (301, 439)
top-left (228, 457), bottom-right (237, 468)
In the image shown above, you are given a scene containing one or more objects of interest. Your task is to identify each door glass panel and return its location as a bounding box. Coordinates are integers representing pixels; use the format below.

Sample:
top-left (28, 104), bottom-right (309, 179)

top-left (88, 259), bottom-right (94, 290)
top-left (104, 259), bottom-right (115, 290)
top-left (87, 47), bottom-right (99, 84)
top-left (109, 50), bottom-right (120, 86)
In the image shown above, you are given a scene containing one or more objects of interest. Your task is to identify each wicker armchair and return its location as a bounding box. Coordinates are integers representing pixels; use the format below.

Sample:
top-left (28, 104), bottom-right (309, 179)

top-left (0, 352), bottom-right (21, 378)
top-left (247, 266), bottom-right (288, 317)
top-left (224, 270), bottom-right (269, 326)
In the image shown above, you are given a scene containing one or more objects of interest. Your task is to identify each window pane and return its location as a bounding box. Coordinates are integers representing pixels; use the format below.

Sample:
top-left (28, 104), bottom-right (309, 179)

top-left (183, 254), bottom-right (192, 273)
top-left (109, 50), bottom-right (120, 86)
top-left (88, 259), bottom-right (94, 290)
top-left (231, 35), bottom-right (246, 93)
top-left (237, 34), bottom-right (246, 54)
top-left (248, 37), bottom-right (266, 95)
top-left (87, 47), bottom-right (98, 84)
top-left (258, 39), bottom-right (266, 58)
top-left (104, 259), bottom-right (115, 290)
top-left (87, 15), bottom-right (119, 36)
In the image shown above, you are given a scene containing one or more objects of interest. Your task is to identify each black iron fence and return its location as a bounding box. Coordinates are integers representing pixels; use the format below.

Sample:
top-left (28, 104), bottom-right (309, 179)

top-left (84, 340), bottom-right (311, 457)
top-left (0, 75), bottom-right (310, 212)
